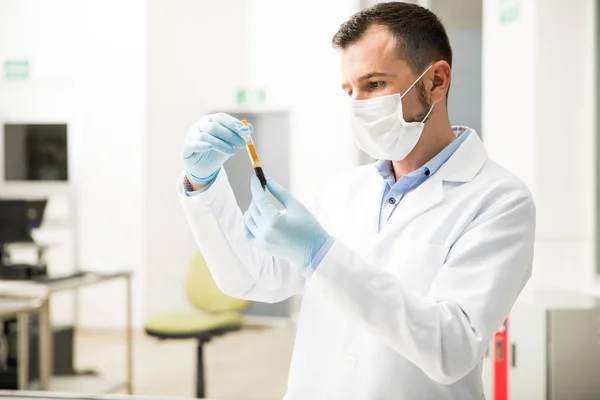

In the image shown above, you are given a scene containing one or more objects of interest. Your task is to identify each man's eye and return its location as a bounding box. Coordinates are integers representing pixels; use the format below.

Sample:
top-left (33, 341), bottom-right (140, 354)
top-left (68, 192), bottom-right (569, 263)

top-left (369, 81), bottom-right (384, 90)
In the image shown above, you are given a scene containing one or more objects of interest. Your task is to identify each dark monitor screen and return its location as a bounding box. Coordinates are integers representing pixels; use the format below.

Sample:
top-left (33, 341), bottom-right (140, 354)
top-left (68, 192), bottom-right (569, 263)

top-left (0, 200), bottom-right (32, 245)
top-left (4, 124), bottom-right (68, 181)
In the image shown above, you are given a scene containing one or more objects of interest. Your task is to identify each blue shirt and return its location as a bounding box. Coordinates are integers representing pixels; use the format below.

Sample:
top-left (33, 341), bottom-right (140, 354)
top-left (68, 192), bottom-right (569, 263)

top-left (309, 126), bottom-right (472, 270)
top-left (376, 126), bottom-right (471, 231)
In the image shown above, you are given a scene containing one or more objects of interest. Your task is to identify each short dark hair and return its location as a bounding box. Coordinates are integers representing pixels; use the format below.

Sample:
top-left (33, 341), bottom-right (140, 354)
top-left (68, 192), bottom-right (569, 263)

top-left (332, 2), bottom-right (452, 75)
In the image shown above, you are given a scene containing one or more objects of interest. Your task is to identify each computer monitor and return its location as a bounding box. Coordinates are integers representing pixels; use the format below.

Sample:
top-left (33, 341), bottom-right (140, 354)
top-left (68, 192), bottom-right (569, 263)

top-left (3, 124), bottom-right (68, 182)
top-left (25, 200), bottom-right (47, 229)
top-left (0, 200), bottom-right (33, 246)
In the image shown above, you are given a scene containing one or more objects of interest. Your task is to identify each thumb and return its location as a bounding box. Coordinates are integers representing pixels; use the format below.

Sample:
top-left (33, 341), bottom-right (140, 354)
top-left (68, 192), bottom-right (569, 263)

top-left (266, 178), bottom-right (298, 209)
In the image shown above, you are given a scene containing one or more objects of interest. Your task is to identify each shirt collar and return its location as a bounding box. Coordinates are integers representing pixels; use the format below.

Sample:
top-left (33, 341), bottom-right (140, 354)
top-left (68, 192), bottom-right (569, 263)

top-left (375, 126), bottom-right (472, 185)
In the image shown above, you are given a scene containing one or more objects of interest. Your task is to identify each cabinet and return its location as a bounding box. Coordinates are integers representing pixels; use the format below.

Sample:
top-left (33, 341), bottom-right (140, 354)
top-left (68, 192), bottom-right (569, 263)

top-left (485, 291), bottom-right (600, 400)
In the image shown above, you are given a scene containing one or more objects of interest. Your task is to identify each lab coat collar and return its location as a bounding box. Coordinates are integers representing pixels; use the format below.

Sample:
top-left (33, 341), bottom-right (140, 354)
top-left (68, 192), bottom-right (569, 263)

top-left (373, 130), bottom-right (487, 238)
top-left (374, 128), bottom-right (486, 185)
top-left (434, 129), bottom-right (487, 183)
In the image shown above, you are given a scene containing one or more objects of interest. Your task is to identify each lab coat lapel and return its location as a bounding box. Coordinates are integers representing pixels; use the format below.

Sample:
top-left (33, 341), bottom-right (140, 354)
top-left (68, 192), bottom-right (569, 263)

top-left (328, 167), bottom-right (385, 253)
top-left (379, 132), bottom-right (488, 234)
top-left (383, 174), bottom-right (445, 233)
top-left (357, 170), bottom-right (387, 238)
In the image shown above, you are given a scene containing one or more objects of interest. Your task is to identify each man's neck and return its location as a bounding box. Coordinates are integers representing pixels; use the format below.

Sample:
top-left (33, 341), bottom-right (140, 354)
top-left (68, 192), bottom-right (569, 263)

top-left (391, 124), bottom-right (456, 180)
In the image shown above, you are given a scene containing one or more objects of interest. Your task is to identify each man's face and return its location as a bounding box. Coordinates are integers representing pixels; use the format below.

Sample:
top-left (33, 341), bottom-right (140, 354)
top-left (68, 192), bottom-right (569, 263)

top-left (340, 25), bottom-right (430, 122)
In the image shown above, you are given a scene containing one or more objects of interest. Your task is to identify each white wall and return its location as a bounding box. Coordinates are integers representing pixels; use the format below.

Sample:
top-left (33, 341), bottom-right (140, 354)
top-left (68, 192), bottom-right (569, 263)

top-left (143, 0), bottom-right (252, 318)
top-left (483, 0), bottom-right (597, 292)
top-left (73, 0), bottom-right (146, 328)
top-left (248, 0), bottom-right (360, 202)
top-left (0, 0), bottom-right (146, 328)
top-left (534, 0), bottom-right (597, 293)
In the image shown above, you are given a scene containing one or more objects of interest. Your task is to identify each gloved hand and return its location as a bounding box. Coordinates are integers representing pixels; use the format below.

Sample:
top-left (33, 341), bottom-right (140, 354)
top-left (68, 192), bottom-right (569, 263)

top-left (182, 113), bottom-right (251, 185)
top-left (244, 176), bottom-right (331, 267)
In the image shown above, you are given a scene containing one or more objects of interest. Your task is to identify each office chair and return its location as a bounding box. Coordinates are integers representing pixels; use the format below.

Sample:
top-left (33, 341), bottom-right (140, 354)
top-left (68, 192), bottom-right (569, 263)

top-left (144, 253), bottom-right (250, 398)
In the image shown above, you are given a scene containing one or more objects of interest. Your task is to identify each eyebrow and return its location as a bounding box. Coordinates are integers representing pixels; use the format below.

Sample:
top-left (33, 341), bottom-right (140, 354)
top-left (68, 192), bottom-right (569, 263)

top-left (341, 72), bottom-right (392, 91)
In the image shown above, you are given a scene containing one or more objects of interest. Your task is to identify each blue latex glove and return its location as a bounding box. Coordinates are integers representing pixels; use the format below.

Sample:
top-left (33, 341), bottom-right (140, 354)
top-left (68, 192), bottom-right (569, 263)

top-left (243, 176), bottom-right (330, 267)
top-left (182, 113), bottom-right (251, 185)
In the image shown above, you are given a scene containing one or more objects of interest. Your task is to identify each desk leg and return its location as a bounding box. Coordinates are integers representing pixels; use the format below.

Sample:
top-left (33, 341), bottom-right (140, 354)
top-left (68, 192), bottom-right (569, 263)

top-left (17, 313), bottom-right (29, 390)
top-left (46, 295), bottom-right (54, 381)
top-left (126, 276), bottom-right (133, 394)
top-left (38, 299), bottom-right (51, 390)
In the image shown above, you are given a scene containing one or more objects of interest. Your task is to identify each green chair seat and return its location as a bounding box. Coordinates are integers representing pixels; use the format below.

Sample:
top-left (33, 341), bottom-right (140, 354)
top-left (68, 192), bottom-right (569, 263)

top-left (145, 311), bottom-right (243, 336)
top-left (144, 253), bottom-right (251, 397)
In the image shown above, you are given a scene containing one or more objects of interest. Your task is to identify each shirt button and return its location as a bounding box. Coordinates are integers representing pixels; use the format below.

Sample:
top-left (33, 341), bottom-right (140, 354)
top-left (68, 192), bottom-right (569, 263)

top-left (388, 197), bottom-right (396, 204)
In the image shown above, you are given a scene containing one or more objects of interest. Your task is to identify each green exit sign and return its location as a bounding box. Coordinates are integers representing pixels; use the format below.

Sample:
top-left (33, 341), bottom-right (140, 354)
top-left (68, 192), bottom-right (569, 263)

top-left (500, 5), bottom-right (520, 25)
top-left (499, 0), bottom-right (521, 26)
top-left (3, 60), bottom-right (30, 80)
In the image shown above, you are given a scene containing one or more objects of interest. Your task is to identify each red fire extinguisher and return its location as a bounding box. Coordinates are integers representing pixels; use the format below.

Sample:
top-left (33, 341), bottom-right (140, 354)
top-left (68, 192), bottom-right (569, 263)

top-left (494, 318), bottom-right (508, 400)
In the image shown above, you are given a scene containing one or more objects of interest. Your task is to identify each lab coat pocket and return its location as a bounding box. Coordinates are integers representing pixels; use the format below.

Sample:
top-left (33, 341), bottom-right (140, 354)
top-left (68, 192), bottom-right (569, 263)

top-left (386, 240), bottom-right (447, 295)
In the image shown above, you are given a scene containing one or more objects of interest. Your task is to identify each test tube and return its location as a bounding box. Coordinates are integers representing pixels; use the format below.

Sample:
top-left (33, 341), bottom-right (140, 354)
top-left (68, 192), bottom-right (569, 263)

top-left (241, 120), bottom-right (267, 188)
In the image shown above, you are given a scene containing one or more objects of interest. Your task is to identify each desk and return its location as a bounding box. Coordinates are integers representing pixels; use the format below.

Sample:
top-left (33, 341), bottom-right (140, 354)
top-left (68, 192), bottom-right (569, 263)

top-left (0, 283), bottom-right (50, 391)
top-left (39, 271), bottom-right (133, 395)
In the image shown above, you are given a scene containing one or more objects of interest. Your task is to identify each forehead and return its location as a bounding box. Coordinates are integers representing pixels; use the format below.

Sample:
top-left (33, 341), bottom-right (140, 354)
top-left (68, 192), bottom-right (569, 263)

top-left (340, 25), bottom-right (409, 80)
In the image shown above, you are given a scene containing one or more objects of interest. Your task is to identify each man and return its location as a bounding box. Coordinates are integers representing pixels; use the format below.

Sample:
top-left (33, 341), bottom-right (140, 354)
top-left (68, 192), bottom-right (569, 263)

top-left (178, 2), bottom-right (535, 399)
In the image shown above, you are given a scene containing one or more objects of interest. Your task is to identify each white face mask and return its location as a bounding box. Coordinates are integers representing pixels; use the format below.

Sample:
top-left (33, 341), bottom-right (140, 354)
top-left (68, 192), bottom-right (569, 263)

top-left (350, 65), bottom-right (434, 160)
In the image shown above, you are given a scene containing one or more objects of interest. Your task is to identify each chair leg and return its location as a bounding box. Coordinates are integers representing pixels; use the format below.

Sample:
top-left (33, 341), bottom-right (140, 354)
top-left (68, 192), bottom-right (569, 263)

top-left (196, 340), bottom-right (206, 398)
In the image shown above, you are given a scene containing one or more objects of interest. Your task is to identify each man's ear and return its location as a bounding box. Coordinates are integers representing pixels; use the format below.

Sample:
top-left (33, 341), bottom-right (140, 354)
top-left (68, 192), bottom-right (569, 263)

top-left (429, 61), bottom-right (451, 103)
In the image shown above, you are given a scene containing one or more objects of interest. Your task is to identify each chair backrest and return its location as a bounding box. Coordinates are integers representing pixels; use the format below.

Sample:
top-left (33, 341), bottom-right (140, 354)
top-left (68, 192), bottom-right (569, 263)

top-left (185, 252), bottom-right (250, 313)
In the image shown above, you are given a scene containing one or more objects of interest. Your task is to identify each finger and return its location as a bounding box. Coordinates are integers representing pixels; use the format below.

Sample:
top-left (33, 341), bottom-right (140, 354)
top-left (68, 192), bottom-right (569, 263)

top-left (249, 201), bottom-right (261, 218)
top-left (243, 210), bottom-right (259, 238)
top-left (182, 140), bottom-right (232, 159)
top-left (201, 133), bottom-right (240, 154)
top-left (266, 178), bottom-right (297, 209)
top-left (207, 113), bottom-right (252, 138)
top-left (184, 132), bottom-right (237, 157)
top-left (183, 139), bottom-right (234, 158)
top-left (198, 120), bottom-right (247, 148)
top-left (250, 176), bottom-right (279, 218)
top-left (243, 223), bottom-right (255, 242)
top-left (243, 211), bottom-right (256, 241)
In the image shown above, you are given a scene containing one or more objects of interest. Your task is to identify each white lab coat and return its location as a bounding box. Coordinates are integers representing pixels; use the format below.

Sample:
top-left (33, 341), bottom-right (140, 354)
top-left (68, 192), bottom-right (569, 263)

top-left (177, 132), bottom-right (535, 400)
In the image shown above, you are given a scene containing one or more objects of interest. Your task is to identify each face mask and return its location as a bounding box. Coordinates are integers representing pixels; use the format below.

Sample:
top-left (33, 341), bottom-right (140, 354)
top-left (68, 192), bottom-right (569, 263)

top-left (350, 65), bottom-right (434, 160)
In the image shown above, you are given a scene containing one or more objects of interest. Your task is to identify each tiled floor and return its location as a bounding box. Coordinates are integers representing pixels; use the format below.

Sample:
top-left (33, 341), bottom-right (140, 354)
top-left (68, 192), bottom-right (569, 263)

top-left (75, 324), bottom-right (296, 400)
